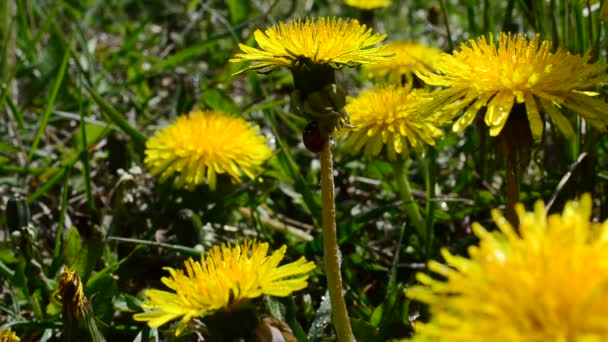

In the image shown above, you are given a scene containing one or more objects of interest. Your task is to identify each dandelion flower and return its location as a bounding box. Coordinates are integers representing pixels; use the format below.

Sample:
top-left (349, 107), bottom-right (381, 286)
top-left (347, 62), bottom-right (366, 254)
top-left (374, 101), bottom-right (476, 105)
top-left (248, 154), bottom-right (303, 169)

top-left (0, 329), bottom-right (20, 342)
top-left (133, 240), bottom-right (316, 336)
top-left (422, 33), bottom-right (608, 139)
top-left (406, 194), bottom-right (608, 341)
top-left (144, 110), bottom-right (272, 190)
top-left (343, 85), bottom-right (444, 160)
top-left (56, 267), bottom-right (89, 321)
top-left (364, 41), bottom-right (443, 85)
top-left (231, 17), bottom-right (391, 73)
top-left (344, 0), bottom-right (391, 10)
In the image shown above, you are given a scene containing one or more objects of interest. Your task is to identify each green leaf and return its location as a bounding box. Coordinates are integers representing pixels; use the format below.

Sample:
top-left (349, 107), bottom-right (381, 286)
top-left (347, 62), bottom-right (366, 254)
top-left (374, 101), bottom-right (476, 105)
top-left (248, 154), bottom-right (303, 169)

top-left (28, 39), bottom-right (72, 160)
top-left (351, 318), bottom-right (379, 341)
top-left (265, 296), bottom-right (284, 321)
top-left (201, 88), bottom-right (240, 115)
top-left (307, 291), bottom-right (331, 342)
top-left (85, 271), bottom-right (117, 322)
top-left (71, 123), bottom-right (107, 149)
top-left (74, 233), bottom-right (104, 282)
top-left (84, 83), bottom-right (147, 146)
top-left (227, 0), bottom-right (251, 24)
top-left (63, 226), bottom-right (82, 268)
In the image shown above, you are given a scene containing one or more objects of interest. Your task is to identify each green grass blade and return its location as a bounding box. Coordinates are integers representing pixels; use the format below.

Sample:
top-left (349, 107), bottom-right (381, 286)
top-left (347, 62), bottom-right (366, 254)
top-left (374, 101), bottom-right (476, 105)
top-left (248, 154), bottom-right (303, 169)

top-left (84, 83), bottom-right (147, 146)
top-left (27, 39), bottom-right (72, 161)
top-left (27, 165), bottom-right (70, 204)
top-left (50, 167), bottom-right (70, 275)
top-left (79, 83), bottom-right (96, 210)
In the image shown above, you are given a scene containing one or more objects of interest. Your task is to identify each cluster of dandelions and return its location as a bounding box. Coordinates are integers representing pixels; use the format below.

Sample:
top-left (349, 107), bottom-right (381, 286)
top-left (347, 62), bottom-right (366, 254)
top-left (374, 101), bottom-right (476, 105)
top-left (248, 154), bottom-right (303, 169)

top-left (347, 32), bottom-right (608, 161)
top-left (133, 241), bottom-right (315, 337)
top-left (135, 13), bottom-right (608, 341)
top-left (405, 194), bottom-right (608, 341)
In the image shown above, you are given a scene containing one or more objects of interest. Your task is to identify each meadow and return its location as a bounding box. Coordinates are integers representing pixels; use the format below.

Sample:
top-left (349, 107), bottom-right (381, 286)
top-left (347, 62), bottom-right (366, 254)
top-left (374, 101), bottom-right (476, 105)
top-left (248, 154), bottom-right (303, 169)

top-left (2, 0), bottom-right (608, 341)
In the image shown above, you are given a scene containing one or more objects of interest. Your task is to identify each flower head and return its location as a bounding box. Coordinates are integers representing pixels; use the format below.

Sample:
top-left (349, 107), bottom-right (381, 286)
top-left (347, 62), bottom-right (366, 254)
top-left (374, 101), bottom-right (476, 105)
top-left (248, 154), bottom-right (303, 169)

top-left (56, 267), bottom-right (89, 321)
top-left (421, 33), bottom-right (608, 139)
top-left (0, 329), bottom-right (20, 342)
top-left (230, 17), bottom-right (391, 73)
top-left (407, 194), bottom-right (608, 341)
top-left (364, 41), bottom-right (443, 84)
top-left (344, 0), bottom-right (391, 10)
top-left (144, 110), bottom-right (272, 190)
top-left (133, 241), bottom-right (315, 336)
top-left (343, 85), bottom-right (445, 160)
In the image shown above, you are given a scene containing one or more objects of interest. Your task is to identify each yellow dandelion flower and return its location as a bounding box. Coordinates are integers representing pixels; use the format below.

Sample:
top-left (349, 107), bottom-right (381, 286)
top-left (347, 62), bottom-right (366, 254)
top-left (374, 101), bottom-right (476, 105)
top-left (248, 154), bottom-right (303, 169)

top-left (56, 267), bottom-right (89, 321)
top-left (144, 110), bottom-right (272, 190)
top-left (406, 194), bottom-right (608, 341)
top-left (230, 17), bottom-right (391, 73)
top-left (364, 41), bottom-right (443, 84)
top-left (344, 0), bottom-right (391, 10)
top-left (421, 33), bottom-right (608, 139)
top-left (343, 85), bottom-right (445, 160)
top-left (133, 241), bottom-right (316, 336)
top-left (0, 329), bottom-right (20, 342)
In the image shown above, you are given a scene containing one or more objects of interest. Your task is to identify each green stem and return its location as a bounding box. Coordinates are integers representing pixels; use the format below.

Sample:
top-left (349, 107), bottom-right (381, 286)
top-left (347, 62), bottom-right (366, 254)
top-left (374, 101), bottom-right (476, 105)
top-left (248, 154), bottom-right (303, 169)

top-left (573, 0), bottom-right (587, 53)
top-left (393, 162), bottom-right (426, 242)
top-left (0, 0), bottom-right (14, 80)
top-left (424, 148), bottom-right (437, 261)
top-left (534, 0), bottom-right (549, 39)
top-left (549, 0), bottom-right (560, 47)
top-left (482, 0), bottom-right (495, 37)
top-left (560, 0), bottom-right (569, 48)
top-left (505, 152), bottom-right (519, 226)
top-left (319, 138), bottom-right (354, 342)
top-left (502, 0), bottom-right (516, 32)
top-left (439, 0), bottom-right (454, 51)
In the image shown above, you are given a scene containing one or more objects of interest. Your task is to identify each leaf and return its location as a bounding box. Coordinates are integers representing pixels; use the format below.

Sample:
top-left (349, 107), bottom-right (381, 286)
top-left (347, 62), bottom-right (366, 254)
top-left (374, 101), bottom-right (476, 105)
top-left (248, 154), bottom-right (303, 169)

top-left (227, 0), bottom-right (251, 24)
top-left (201, 88), bottom-right (240, 115)
top-left (307, 291), bottom-right (331, 342)
top-left (265, 296), bottom-right (284, 322)
top-left (351, 318), bottom-right (379, 340)
top-left (63, 226), bottom-right (82, 268)
top-left (86, 271), bottom-right (117, 323)
top-left (371, 283), bottom-right (412, 339)
top-left (71, 123), bottom-right (107, 148)
top-left (278, 296), bottom-right (308, 342)
top-left (84, 83), bottom-right (147, 146)
top-left (28, 39), bottom-right (72, 160)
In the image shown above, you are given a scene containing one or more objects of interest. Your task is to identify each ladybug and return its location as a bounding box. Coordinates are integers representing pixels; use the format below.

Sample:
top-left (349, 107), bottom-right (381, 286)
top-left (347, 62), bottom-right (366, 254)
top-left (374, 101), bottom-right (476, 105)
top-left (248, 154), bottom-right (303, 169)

top-left (302, 121), bottom-right (327, 153)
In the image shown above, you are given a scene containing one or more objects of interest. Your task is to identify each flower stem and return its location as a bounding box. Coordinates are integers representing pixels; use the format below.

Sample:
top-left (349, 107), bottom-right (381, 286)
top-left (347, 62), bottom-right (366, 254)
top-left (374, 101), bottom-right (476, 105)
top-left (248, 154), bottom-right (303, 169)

top-left (505, 151), bottom-right (519, 227)
top-left (423, 148), bottom-right (436, 261)
top-left (319, 138), bottom-right (355, 342)
top-left (393, 162), bottom-right (426, 243)
top-left (438, 0), bottom-right (454, 51)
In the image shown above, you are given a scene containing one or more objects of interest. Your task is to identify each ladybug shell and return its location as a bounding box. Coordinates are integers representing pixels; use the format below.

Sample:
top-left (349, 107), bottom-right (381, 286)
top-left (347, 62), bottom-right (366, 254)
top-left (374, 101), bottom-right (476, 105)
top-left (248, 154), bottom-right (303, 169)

top-left (302, 122), bottom-right (327, 153)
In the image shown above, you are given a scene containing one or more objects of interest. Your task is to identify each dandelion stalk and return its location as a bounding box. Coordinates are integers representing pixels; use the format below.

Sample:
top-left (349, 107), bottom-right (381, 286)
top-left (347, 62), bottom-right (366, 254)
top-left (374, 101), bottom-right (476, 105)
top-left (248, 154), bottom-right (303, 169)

top-left (319, 138), bottom-right (355, 342)
top-left (393, 162), bottom-right (426, 242)
top-left (230, 18), bottom-right (391, 341)
top-left (504, 150), bottom-right (519, 226)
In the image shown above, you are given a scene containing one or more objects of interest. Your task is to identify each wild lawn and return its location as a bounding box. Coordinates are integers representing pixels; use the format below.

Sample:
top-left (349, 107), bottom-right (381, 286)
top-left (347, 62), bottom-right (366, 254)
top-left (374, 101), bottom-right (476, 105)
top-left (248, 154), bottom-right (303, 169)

top-left (2, 1), bottom-right (608, 341)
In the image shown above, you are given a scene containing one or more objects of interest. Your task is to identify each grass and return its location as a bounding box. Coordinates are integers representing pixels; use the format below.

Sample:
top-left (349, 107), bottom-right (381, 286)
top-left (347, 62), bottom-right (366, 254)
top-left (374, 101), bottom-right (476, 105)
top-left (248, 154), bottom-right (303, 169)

top-left (2, 0), bottom-right (608, 341)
